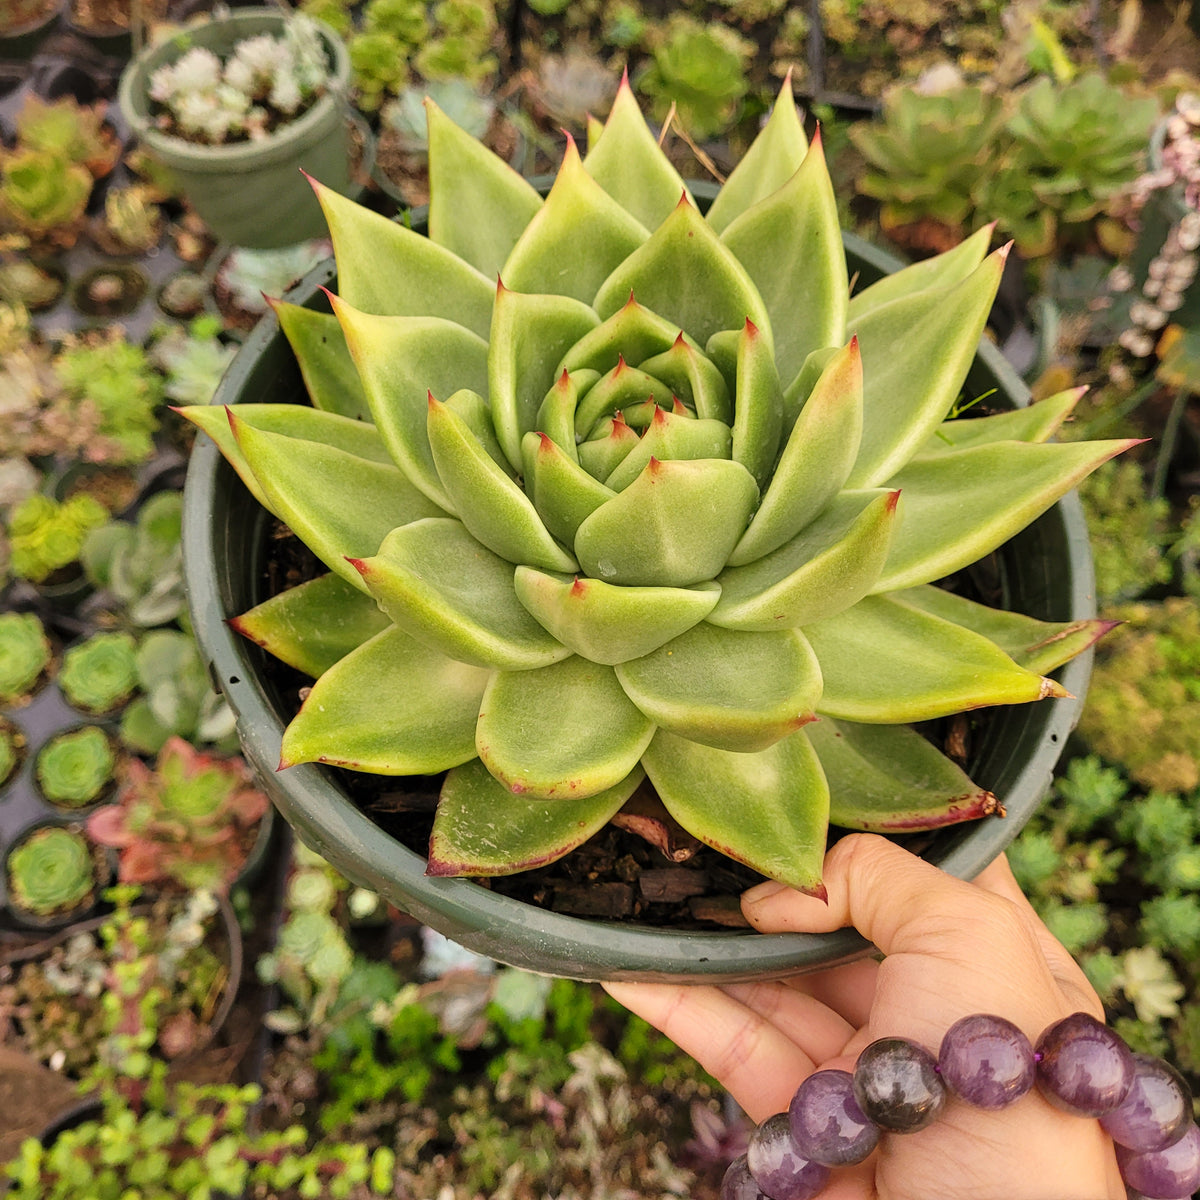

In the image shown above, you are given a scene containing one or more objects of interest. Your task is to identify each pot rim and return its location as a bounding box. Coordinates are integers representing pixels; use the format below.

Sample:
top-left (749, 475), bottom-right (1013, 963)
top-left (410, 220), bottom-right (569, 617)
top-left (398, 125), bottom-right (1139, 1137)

top-left (182, 231), bottom-right (1097, 984)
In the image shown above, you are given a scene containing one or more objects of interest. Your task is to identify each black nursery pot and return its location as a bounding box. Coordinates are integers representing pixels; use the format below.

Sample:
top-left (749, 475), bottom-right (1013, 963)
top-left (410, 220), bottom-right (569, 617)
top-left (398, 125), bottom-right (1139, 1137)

top-left (182, 227), bottom-right (1098, 984)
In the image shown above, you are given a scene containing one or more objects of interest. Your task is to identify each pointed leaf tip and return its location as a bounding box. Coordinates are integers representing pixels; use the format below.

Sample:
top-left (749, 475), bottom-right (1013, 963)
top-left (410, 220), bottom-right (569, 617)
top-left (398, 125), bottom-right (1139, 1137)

top-left (997, 241), bottom-right (1014, 262)
top-left (745, 317), bottom-right (759, 336)
top-left (620, 63), bottom-right (630, 87)
top-left (345, 556), bottom-right (367, 575)
top-left (1041, 678), bottom-right (1073, 699)
top-left (886, 489), bottom-right (901, 513)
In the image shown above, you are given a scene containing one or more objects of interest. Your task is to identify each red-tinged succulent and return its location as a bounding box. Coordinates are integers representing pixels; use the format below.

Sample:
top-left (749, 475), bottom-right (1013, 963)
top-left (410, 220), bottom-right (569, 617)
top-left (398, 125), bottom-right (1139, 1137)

top-left (179, 75), bottom-right (1130, 894)
top-left (87, 737), bottom-right (268, 893)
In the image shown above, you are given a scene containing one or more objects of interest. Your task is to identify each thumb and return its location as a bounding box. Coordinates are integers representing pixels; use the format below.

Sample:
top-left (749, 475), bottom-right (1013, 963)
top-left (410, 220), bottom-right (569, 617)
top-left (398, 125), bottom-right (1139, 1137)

top-left (742, 833), bottom-right (1035, 963)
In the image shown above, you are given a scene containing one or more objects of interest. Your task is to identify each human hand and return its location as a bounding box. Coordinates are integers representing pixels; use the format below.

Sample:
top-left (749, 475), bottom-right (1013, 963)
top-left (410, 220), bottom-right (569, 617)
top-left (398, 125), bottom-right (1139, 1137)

top-left (604, 833), bottom-right (1126, 1200)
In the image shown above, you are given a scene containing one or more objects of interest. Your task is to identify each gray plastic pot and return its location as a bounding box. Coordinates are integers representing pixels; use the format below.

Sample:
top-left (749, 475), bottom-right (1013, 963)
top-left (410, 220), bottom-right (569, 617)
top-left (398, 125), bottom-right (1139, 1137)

top-left (182, 224), bottom-right (1098, 984)
top-left (117, 10), bottom-right (353, 250)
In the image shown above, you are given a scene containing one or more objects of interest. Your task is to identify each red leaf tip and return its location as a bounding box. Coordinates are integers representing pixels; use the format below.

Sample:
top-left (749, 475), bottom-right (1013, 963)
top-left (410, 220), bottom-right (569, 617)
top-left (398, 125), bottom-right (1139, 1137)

top-left (569, 577), bottom-right (587, 597)
top-left (345, 556), bottom-right (368, 576)
top-left (744, 317), bottom-right (759, 337)
top-left (886, 489), bottom-right (901, 513)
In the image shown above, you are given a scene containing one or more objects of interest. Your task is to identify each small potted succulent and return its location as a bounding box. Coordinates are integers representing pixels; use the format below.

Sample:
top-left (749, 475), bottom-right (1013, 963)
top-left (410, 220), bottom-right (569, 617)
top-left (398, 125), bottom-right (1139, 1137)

top-left (57, 631), bottom-right (139, 716)
top-left (0, 611), bottom-right (53, 708)
top-left (86, 736), bottom-right (271, 894)
top-left (117, 9), bottom-right (356, 249)
top-left (5, 824), bottom-right (108, 927)
top-left (182, 77), bottom-right (1128, 981)
top-left (34, 725), bottom-right (117, 809)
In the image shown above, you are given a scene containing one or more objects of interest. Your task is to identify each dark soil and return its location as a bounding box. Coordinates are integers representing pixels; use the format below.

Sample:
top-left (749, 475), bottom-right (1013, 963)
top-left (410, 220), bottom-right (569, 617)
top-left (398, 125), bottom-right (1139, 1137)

top-left (0, 1045), bottom-right (79, 1163)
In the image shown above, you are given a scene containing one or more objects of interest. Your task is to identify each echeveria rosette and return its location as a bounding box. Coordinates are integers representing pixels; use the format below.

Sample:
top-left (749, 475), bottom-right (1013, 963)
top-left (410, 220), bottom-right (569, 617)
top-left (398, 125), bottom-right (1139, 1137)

top-left (180, 77), bottom-right (1132, 895)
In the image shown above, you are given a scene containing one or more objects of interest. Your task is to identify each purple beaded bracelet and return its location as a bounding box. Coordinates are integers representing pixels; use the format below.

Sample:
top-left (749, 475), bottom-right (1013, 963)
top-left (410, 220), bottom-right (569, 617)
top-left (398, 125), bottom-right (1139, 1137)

top-left (722, 1011), bottom-right (1199, 1200)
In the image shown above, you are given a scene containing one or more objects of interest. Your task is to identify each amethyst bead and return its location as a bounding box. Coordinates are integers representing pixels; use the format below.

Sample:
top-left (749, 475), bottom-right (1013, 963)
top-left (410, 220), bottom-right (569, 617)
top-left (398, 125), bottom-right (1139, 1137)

top-left (789, 1069), bottom-right (880, 1166)
top-left (746, 1113), bottom-right (831, 1200)
top-left (1116, 1121), bottom-right (1200, 1200)
top-left (720, 1155), bottom-right (769, 1200)
top-left (1035, 1012), bottom-right (1135, 1117)
top-left (1101, 1054), bottom-right (1193, 1153)
top-left (852, 1037), bottom-right (947, 1133)
top-left (938, 1013), bottom-right (1036, 1109)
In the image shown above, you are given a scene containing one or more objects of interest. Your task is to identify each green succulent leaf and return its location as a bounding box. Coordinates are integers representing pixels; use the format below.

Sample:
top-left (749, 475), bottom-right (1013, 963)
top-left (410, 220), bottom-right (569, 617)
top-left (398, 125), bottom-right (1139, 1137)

top-left (576, 360), bottom-right (673, 433)
top-left (615, 623), bottom-right (821, 752)
top-left (704, 73), bottom-right (807, 235)
top-left (720, 131), bottom-right (848, 388)
top-left (353, 519), bottom-right (572, 669)
top-left (311, 175), bottom-right (494, 335)
top-left (729, 338), bottom-right (863, 565)
top-left (535, 369), bottom-right (597, 460)
top-left (230, 574), bottom-right (391, 678)
top-left (513, 567), bottom-right (720, 665)
top-left (638, 332), bottom-right (732, 423)
top-left (730, 319), bottom-right (783, 490)
top-left (712, 489), bottom-right (899, 631)
top-left (273, 301), bottom-right (370, 421)
top-left (558, 296), bottom-right (683, 377)
top-left (488, 282), bottom-right (601, 470)
top-left (501, 136), bottom-right (648, 302)
top-left (426, 96), bottom-right (543, 280)
top-left (920, 387), bottom-right (1084, 453)
top-left (892, 585), bottom-right (1119, 676)
top-left (476, 656), bottom-right (655, 798)
top-left (604, 408), bottom-right (733, 491)
top-left (229, 414), bottom-right (444, 591)
top-left (280, 625), bottom-right (489, 772)
top-left (807, 717), bottom-right (999, 831)
top-left (577, 414), bottom-right (641, 481)
top-left (641, 727), bottom-right (828, 895)
top-left (334, 296), bottom-right (490, 512)
top-left (583, 75), bottom-right (693, 231)
top-left (846, 223), bottom-right (994, 325)
top-left (178, 403), bottom-right (394, 514)
top-left (521, 432), bottom-right (615, 545)
top-left (428, 759), bottom-right (642, 876)
top-left (873, 437), bottom-right (1139, 592)
top-left (574, 457), bottom-right (759, 587)
top-left (846, 247), bottom-right (1006, 488)
top-left (593, 197), bottom-right (772, 352)
top-left (428, 395), bottom-right (577, 571)
top-left (806, 593), bottom-right (1067, 723)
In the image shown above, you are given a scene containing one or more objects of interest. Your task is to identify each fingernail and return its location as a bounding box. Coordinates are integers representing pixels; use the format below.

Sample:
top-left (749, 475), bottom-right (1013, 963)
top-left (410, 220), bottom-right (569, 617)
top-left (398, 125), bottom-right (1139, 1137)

top-left (741, 880), bottom-right (788, 905)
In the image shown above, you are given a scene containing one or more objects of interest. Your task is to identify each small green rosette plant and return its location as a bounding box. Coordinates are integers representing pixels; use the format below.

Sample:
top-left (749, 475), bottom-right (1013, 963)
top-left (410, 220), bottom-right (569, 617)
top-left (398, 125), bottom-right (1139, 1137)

top-left (182, 78), bottom-right (1132, 895)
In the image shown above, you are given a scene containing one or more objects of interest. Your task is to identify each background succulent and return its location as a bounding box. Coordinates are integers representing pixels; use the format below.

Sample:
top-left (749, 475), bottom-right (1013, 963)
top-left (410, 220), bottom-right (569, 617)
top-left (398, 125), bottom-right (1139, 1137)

top-left (184, 78), bottom-right (1128, 894)
top-left (7, 825), bottom-right (97, 916)
top-left (7, 493), bottom-right (108, 584)
top-left (58, 632), bottom-right (139, 715)
top-left (0, 611), bottom-right (51, 703)
top-left (86, 737), bottom-right (269, 893)
top-left (36, 726), bottom-right (116, 807)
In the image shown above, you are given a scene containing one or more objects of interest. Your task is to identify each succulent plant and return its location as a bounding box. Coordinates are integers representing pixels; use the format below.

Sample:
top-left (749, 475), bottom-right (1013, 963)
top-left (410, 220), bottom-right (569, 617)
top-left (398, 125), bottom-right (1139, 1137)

top-left (14, 95), bottom-right (116, 177)
top-left (416, 0), bottom-right (498, 84)
top-left (850, 85), bottom-right (1008, 241)
top-left (148, 316), bottom-right (238, 406)
top-left (36, 725), bottom-right (116, 807)
top-left (0, 720), bottom-right (20, 786)
top-left (147, 14), bottom-right (332, 145)
top-left (100, 185), bottom-right (162, 253)
top-left (217, 240), bottom-right (331, 317)
top-left (0, 611), bottom-right (52, 703)
top-left (87, 737), bottom-right (269, 893)
top-left (53, 332), bottom-right (163, 465)
top-left (363, 0), bottom-right (429, 45)
top-left (59, 631), bottom-right (139, 715)
top-left (349, 30), bottom-right (409, 112)
top-left (0, 149), bottom-right (92, 240)
top-left (82, 490), bottom-right (186, 628)
top-left (7, 1078), bottom-right (396, 1200)
top-left (638, 16), bottom-right (754, 140)
top-left (1002, 74), bottom-right (1157, 233)
top-left (7, 493), bottom-right (109, 584)
top-left (117, 629), bottom-right (237, 755)
top-left (7, 825), bottom-right (97, 916)
top-left (182, 78), bottom-right (1129, 893)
